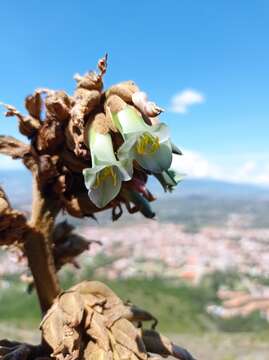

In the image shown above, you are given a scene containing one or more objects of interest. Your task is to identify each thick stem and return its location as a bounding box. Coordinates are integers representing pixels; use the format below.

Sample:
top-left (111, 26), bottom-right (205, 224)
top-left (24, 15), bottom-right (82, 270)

top-left (24, 176), bottom-right (61, 314)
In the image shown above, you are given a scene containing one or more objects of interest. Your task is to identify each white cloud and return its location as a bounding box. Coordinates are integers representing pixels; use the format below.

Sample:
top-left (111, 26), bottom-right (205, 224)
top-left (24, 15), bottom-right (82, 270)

top-left (1, 149), bottom-right (269, 188)
top-left (174, 150), bottom-right (269, 187)
top-left (231, 162), bottom-right (269, 186)
top-left (170, 89), bottom-right (205, 114)
top-left (173, 150), bottom-right (221, 178)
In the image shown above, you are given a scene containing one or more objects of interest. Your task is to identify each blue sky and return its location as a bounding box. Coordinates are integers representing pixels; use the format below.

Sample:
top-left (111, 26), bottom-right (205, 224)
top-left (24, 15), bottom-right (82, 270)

top-left (0, 0), bottom-right (269, 184)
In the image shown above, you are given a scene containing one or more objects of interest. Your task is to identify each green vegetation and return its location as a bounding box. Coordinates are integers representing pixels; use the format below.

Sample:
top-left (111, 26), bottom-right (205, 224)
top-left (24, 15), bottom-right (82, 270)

top-left (0, 275), bottom-right (40, 328)
top-left (1, 270), bottom-right (269, 334)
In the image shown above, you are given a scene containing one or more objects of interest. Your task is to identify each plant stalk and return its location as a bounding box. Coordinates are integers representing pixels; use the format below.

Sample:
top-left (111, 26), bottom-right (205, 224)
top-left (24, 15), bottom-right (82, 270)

top-left (24, 176), bottom-right (61, 314)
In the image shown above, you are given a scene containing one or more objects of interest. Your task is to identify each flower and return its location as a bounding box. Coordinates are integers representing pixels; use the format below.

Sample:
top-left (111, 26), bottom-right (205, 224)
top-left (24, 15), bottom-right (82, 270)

top-left (131, 91), bottom-right (164, 117)
top-left (111, 106), bottom-right (172, 173)
top-left (83, 126), bottom-right (133, 208)
top-left (121, 188), bottom-right (156, 219)
top-left (154, 154), bottom-right (185, 192)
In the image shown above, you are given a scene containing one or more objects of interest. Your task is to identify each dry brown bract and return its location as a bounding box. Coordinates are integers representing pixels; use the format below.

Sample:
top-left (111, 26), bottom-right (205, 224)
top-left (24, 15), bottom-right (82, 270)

top-left (0, 55), bottom-right (159, 220)
top-left (0, 56), bottom-right (195, 360)
top-left (40, 281), bottom-right (195, 360)
top-left (0, 186), bottom-right (28, 246)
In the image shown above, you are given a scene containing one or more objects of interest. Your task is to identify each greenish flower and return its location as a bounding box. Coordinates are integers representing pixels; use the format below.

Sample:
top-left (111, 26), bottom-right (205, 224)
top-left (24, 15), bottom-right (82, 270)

top-left (83, 127), bottom-right (133, 208)
top-left (154, 154), bottom-right (185, 192)
top-left (121, 188), bottom-right (156, 219)
top-left (112, 106), bottom-right (173, 173)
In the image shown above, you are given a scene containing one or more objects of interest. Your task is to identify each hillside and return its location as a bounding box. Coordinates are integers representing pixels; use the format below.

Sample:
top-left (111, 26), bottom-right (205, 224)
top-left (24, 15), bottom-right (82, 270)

top-left (1, 169), bottom-right (269, 229)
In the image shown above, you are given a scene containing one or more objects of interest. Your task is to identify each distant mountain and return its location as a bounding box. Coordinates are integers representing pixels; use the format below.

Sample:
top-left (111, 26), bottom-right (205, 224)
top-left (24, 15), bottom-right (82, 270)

top-left (164, 178), bottom-right (269, 199)
top-left (1, 169), bottom-right (269, 209)
top-left (1, 169), bottom-right (269, 229)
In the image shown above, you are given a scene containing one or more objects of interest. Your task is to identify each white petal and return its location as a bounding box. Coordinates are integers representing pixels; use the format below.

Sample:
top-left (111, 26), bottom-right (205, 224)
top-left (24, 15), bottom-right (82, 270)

top-left (88, 174), bottom-right (121, 208)
top-left (135, 141), bottom-right (172, 173)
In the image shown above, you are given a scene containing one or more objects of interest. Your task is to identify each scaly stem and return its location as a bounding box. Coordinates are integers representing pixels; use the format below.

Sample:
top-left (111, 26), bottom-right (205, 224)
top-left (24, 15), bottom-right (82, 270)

top-left (24, 176), bottom-right (61, 314)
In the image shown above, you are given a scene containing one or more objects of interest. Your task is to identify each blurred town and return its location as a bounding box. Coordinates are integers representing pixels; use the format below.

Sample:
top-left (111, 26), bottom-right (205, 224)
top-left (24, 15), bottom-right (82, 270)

top-left (1, 170), bottom-right (269, 324)
top-left (79, 217), bottom-right (269, 283)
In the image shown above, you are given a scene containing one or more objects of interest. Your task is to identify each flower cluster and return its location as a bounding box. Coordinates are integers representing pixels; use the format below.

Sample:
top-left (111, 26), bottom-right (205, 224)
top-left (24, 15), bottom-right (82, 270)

top-left (83, 92), bottom-right (184, 210)
top-left (1, 58), bottom-right (184, 219)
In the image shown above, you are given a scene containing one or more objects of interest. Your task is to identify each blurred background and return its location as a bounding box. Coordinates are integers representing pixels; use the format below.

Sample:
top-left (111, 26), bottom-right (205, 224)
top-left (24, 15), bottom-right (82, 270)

top-left (1, 1), bottom-right (269, 359)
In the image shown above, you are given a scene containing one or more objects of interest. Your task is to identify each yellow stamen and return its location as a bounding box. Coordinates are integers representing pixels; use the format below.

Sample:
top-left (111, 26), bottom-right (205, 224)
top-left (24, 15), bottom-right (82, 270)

top-left (110, 166), bottom-right (117, 186)
top-left (92, 166), bottom-right (118, 189)
top-left (136, 133), bottom-right (160, 155)
top-left (95, 172), bottom-right (101, 188)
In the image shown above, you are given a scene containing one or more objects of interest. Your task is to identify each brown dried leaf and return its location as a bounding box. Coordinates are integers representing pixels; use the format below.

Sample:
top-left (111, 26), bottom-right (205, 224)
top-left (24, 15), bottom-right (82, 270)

top-left (45, 91), bottom-right (71, 121)
top-left (65, 117), bottom-right (91, 158)
top-left (0, 186), bottom-right (28, 246)
top-left (0, 340), bottom-right (21, 348)
top-left (111, 318), bottom-right (147, 360)
top-left (84, 341), bottom-right (112, 360)
top-left (52, 173), bottom-right (71, 195)
top-left (62, 192), bottom-right (101, 218)
top-left (122, 304), bottom-right (158, 329)
top-left (84, 293), bottom-right (106, 308)
top-left (25, 91), bottom-right (42, 119)
top-left (105, 94), bottom-right (127, 114)
top-left (71, 88), bottom-right (101, 129)
top-left (53, 221), bottom-right (74, 243)
top-left (1, 103), bottom-right (41, 137)
top-left (37, 154), bottom-right (60, 183)
top-left (40, 293), bottom-right (83, 360)
top-left (0, 344), bottom-right (31, 360)
top-left (0, 341), bottom-right (48, 360)
top-left (40, 302), bottom-right (65, 351)
top-left (54, 234), bottom-right (95, 271)
top-left (103, 303), bottom-right (131, 328)
top-left (58, 291), bottom-right (85, 327)
top-left (0, 187), bottom-right (10, 213)
top-left (71, 281), bottom-right (122, 310)
top-left (0, 210), bottom-right (27, 246)
top-left (86, 312), bottom-right (110, 352)
top-left (115, 343), bottom-right (136, 360)
top-left (107, 331), bottom-right (122, 360)
top-left (98, 53), bottom-right (108, 78)
top-left (87, 112), bottom-right (110, 136)
top-left (0, 136), bottom-right (30, 159)
top-left (74, 72), bottom-right (103, 91)
top-left (0, 346), bottom-right (11, 356)
top-left (39, 280), bottom-right (195, 360)
top-left (142, 330), bottom-right (196, 360)
top-left (36, 118), bottom-right (65, 153)
top-left (60, 147), bottom-right (89, 173)
top-left (104, 105), bottom-right (118, 133)
top-left (106, 81), bottom-right (139, 103)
